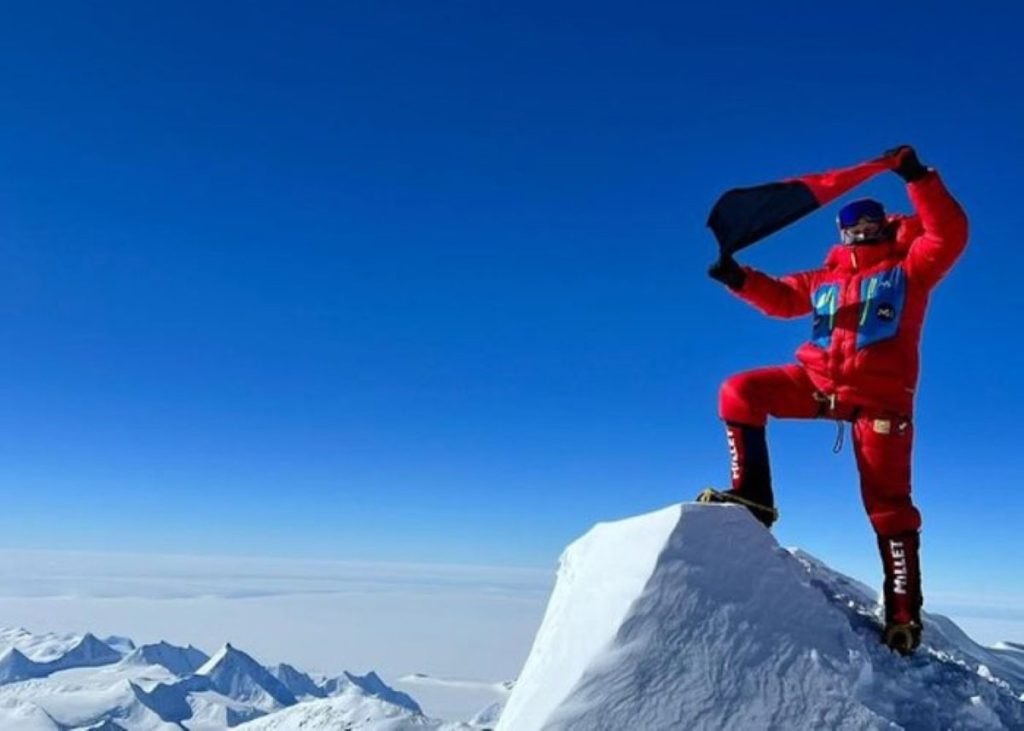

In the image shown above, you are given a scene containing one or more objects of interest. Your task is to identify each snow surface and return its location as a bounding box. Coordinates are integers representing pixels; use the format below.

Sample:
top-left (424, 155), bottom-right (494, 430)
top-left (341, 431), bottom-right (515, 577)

top-left (0, 697), bottom-right (61, 731)
top-left (235, 685), bottom-right (472, 731)
top-left (498, 502), bottom-right (1024, 731)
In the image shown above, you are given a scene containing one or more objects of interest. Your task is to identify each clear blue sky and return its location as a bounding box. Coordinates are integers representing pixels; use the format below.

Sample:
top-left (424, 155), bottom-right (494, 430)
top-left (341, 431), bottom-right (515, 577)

top-left (0, 2), bottom-right (1019, 602)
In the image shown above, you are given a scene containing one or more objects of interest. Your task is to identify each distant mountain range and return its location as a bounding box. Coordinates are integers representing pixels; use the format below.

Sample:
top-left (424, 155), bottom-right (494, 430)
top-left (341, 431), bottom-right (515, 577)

top-left (0, 627), bottom-right (483, 730)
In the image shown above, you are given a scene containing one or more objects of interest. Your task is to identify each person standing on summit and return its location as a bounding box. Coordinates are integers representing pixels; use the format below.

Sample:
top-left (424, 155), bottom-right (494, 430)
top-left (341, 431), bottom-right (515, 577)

top-left (700, 146), bottom-right (968, 655)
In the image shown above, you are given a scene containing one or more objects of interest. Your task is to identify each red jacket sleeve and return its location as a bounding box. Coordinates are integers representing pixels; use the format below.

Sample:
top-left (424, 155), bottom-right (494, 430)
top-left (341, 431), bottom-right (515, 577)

top-left (731, 267), bottom-right (817, 319)
top-left (903, 171), bottom-right (968, 288)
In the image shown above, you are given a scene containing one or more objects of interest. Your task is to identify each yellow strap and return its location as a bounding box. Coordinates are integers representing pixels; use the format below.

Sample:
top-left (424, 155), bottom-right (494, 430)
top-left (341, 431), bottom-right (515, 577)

top-left (697, 488), bottom-right (778, 520)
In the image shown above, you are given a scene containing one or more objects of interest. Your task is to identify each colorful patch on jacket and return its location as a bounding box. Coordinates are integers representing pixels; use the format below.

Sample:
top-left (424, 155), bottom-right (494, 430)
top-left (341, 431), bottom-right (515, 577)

top-left (856, 266), bottom-right (907, 349)
top-left (810, 283), bottom-right (839, 348)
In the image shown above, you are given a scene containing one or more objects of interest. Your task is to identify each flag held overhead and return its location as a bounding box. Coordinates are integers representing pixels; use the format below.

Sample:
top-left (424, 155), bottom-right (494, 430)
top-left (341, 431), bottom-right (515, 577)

top-left (707, 157), bottom-right (895, 256)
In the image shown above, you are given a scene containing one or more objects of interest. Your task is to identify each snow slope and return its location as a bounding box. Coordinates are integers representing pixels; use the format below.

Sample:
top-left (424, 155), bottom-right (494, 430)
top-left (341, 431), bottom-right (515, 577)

top-left (236, 685), bottom-right (471, 731)
top-left (498, 502), bottom-right (1024, 731)
top-left (0, 697), bottom-right (61, 731)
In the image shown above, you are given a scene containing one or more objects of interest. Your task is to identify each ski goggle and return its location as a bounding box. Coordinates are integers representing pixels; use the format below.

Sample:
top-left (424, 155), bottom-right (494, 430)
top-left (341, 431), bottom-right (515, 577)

top-left (837, 199), bottom-right (886, 229)
top-left (841, 224), bottom-right (886, 245)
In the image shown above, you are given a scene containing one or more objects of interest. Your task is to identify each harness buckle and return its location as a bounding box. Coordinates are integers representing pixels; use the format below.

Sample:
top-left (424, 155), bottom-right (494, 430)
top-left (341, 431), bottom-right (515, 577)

top-left (813, 391), bottom-right (837, 414)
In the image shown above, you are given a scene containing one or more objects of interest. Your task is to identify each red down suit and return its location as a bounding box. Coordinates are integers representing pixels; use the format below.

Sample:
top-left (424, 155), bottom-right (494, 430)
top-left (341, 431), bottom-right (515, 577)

top-left (720, 170), bottom-right (967, 536)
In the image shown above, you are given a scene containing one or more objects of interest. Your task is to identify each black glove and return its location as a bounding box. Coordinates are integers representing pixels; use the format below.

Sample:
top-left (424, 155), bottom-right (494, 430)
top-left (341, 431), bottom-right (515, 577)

top-left (708, 254), bottom-right (746, 291)
top-left (885, 145), bottom-right (928, 183)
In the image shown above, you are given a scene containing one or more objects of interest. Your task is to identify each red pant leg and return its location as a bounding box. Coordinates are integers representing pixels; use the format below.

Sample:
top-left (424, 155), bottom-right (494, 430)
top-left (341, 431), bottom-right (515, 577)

top-left (719, 364), bottom-right (821, 426)
top-left (853, 414), bottom-right (920, 536)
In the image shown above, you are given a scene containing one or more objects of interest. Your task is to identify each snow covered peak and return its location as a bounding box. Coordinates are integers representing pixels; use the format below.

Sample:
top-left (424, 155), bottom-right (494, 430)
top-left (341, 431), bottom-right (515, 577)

top-left (120, 641), bottom-right (209, 676)
top-left (340, 671), bottom-right (422, 714)
top-left (62, 633), bottom-right (122, 666)
top-left (102, 635), bottom-right (137, 654)
top-left (197, 643), bottom-right (297, 709)
top-left (0, 647), bottom-right (36, 684)
top-left (195, 643), bottom-right (239, 675)
top-left (268, 662), bottom-right (326, 700)
top-left (498, 502), bottom-right (1024, 730)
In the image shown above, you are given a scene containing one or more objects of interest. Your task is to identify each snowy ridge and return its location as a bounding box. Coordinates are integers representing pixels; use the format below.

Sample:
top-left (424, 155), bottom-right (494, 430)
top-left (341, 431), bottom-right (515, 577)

top-left (498, 503), bottom-right (1024, 731)
top-left (1, 627), bottom-right (95, 662)
top-left (327, 671), bottom-right (422, 714)
top-left (468, 699), bottom-right (504, 728)
top-left (268, 663), bottom-right (324, 700)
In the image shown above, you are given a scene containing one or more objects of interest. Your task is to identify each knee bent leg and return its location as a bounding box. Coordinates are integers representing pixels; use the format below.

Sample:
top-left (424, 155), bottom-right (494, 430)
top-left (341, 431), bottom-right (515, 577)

top-left (719, 373), bottom-right (767, 426)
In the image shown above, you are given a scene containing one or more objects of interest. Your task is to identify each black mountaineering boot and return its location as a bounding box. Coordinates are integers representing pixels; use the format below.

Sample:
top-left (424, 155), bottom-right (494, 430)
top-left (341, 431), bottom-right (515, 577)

top-left (696, 422), bottom-right (777, 528)
top-left (696, 487), bottom-right (778, 528)
top-left (878, 531), bottom-right (923, 655)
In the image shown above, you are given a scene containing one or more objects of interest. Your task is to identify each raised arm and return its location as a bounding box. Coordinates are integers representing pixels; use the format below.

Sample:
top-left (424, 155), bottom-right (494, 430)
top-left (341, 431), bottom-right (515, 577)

top-left (709, 255), bottom-right (816, 319)
top-left (903, 172), bottom-right (968, 287)
top-left (733, 267), bottom-right (817, 319)
top-left (887, 146), bottom-right (969, 288)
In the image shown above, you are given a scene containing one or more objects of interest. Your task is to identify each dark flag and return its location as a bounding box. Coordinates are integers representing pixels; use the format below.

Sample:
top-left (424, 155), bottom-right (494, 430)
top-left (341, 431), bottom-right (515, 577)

top-left (707, 158), bottom-right (895, 257)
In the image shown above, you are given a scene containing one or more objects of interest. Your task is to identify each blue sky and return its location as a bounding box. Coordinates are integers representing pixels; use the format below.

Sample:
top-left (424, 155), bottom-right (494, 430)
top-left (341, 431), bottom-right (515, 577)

top-left (0, 2), bottom-right (1020, 605)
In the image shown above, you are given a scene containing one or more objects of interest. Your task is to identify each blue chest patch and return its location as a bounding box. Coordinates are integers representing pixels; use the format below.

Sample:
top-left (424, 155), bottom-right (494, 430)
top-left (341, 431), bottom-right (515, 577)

top-left (810, 283), bottom-right (840, 348)
top-left (855, 266), bottom-right (907, 349)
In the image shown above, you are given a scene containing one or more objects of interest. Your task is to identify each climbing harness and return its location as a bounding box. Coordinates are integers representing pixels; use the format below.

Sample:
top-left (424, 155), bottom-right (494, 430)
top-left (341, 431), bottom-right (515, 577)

top-left (812, 391), bottom-right (851, 454)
